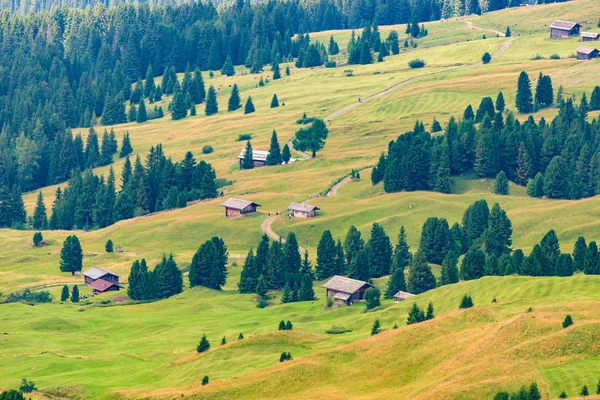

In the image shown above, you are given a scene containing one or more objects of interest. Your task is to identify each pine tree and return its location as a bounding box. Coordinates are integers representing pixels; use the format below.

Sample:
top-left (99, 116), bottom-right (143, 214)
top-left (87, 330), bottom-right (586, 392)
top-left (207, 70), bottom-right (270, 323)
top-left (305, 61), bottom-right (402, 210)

top-left (70, 285), bottom-right (80, 302)
top-left (32, 191), bottom-right (47, 229)
top-left (228, 84), bottom-right (241, 111)
top-left (316, 230), bottom-right (337, 280)
top-left (197, 334), bottom-right (211, 353)
top-left (282, 143), bottom-right (291, 164)
top-left (299, 274), bottom-right (315, 301)
top-left (407, 302), bottom-right (425, 324)
top-left (120, 133), bottom-right (133, 158)
top-left (463, 104), bottom-right (474, 120)
top-left (171, 88), bottom-right (188, 120)
top-left (242, 141), bottom-right (254, 170)
top-left (347, 249), bottom-right (371, 281)
top-left (366, 222), bottom-right (392, 277)
top-left (441, 251), bottom-right (459, 285)
top-left (371, 319), bottom-right (381, 335)
top-left (573, 236), bottom-right (587, 272)
top-left (496, 92), bottom-right (505, 112)
top-left (270, 94), bottom-right (279, 108)
top-left (285, 65), bottom-right (291, 76)
top-left (238, 249), bottom-right (259, 293)
top-left (105, 239), bottom-right (113, 253)
top-left (407, 250), bottom-right (436, 294)
top-left (266, 130), bottom-right (282, 166)
top-left (202, 376), bottom-right (209, 385)
top-left (459, 294), bottom-right (474, 308)
top-left (137, 99), bottom-right (147, 123)
top-left (460, 248), bottom-right (486, 280)
top-left (285, 320), bottom-right (293, 330)
top-left (205, 86), bottom-right (218, 116)
top-left (344, 225), bottom-right (364, 266)
top-left (385, 265), bottom-right (407, 298)
top-left (60, 235), bottom-right (83, 276)
top-left (244, 96), bottom-right (255, 114)
top-left (494, 171), bottom-right (509, 195)
top-left (580, 385), bottom-right (589, 397)
top-left (144, 65), bottom-right (155, 98)
top-left (543, 156), bottom-right (569, 199)
top-left (272, 60), bottom-right (281, 79)
top-left (61, 285), bottom-right (69, 302)
top-left (425, 302), bottom-right (435, 320)
top-left (516, 71), bottom-right (533, 113)
top-left (505, 26), bottom-right (511, 37)
top-left (221, 55), bottom-right (235, 76)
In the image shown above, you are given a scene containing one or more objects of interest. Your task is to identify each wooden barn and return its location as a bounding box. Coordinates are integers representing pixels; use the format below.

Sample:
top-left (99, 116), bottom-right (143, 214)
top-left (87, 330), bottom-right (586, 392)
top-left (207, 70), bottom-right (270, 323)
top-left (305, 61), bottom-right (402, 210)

top-left (393, 290), bottom-right (415, 302)
top-left (322, 275), bottom-right (373, 305)
top-left (221, 198), bottom-right (261, 217)
top-left (576, 46), bottom-right (600, 60)
top-left (581, 32), bottom-right (600, 42)
top-left (238, 149), bottom-right (269, 169)
top-left (287, 203), bottom-right (320, 218)
top-left (83, 267), bottom-right (120, 295)
top-left (549, 20), bottom-right (581, 38)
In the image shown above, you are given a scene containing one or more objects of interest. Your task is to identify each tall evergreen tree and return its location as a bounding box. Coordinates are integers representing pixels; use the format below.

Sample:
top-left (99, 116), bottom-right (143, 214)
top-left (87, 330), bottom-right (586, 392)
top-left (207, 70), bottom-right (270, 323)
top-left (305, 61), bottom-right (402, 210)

top-left (572, 236), bottom-right (587, 272)
top-left (32, 191), bottom-right (48, 229)
top-left (242, 141), bottom-right (254, 169)
top-left (407, 250), bottom-right (436, 294)
top-left (266, 130), bottom-right (282, 166)
top-left (59, 235), bottom-right (83, 276)
top-left (316, 230), bottom-right (337, 280)
top-left (270, 94), bottom-right (279, 108)
top-left (137, 99), bottom-right (148, 123)
top-left (221, 55), bottom-right (235, 76)
top-left (205, 86), bottom-right (218, 116)
top-left (366, 222), bottom-right (392, 277)
top-left (516, 71), bottom-right (533, 113)
top-left (244, 96), bottom-right (255, 114)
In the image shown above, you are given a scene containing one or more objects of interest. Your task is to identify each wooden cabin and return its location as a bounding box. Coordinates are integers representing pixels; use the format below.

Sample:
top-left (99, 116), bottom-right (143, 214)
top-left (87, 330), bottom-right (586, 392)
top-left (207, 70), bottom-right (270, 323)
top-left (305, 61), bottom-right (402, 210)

top-left (83, 267), bottom-right (120, 295)
top-left (322, 275), bottom-right (373, 305)
top-left (238, 149), bottom-right (269, 169)
top-left (576, 46), bottom-right (600, 60)
top-left (287, 203), bottom-right (320, 218)
top-left (221, 198), bottom-right (261, 217)
top-left (549, 20), bottom-right (581, 38)
top-left (581, 32), bottom-right (600, 42)
top-left (393, 290), bottom-right (415, 302)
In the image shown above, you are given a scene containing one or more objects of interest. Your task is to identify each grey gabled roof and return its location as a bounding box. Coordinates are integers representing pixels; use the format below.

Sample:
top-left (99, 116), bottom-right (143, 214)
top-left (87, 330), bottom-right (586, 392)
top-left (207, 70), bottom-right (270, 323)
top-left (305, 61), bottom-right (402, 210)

top-left (581, 32), bottom-right (600, 38)
top-left (549, 20), bottom-right (580, 30)
top-left (238, 149), bottom-right (269, 162)
top-left (221, 198), bottom-right (261, 210)
top-left (322, 275), bottom-right (372, 294)
top-left (287, 203), bottom-right (320, 213)
top-left (394, 290), bottom-right (415, 300)
top-left (576, 46), bottom-right (599, 54)
top-left (83, 267), bottom-right (119, 280)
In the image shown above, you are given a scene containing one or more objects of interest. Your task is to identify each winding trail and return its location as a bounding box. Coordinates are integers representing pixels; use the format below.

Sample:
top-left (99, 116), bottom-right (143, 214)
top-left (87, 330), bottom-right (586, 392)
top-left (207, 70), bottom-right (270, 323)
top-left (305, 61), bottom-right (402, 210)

top-left (261, 215), bottom-right (306, 252)
top-left (463, 20), bottom-right (506, 37)
top-left (287, 139), bottom-right (312, 160)
top-left (327, 168), bottom-right (373, 197)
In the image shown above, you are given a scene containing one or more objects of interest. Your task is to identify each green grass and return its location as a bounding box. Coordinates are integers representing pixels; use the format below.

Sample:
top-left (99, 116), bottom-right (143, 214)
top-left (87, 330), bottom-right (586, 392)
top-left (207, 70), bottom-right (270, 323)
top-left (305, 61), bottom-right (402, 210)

top-left (2, 0), bottom-right (600, 397)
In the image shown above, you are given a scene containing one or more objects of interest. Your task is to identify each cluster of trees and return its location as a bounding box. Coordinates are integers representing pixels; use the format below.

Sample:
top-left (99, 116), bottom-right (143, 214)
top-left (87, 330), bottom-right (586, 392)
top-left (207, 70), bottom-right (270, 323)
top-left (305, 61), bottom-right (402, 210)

top-left (188, 237), bottom-right (229, 290)
top-left (238, 233), bottom-right (314, 305)
top-left (493, 383), bottom-right (542, 400)
top-left (61, 285), bottom-right (80, 303)
top-left (241, 131), bottom-right (291, 170)
top-left (406, 301), bottom-right (434, 324)
top-left (44, 146), bottom-right (217, 230)
top-left (127, 255), bottom-right (183, 301)
top-left (167, 67), bottom-right (208, 120)
top-left (516, 71), bottom-right (554, 113)
top-left (294, 34), bottom-right (329, 68)
top-left (373, 83), bottom-right (600, 200)
top-left (347, 25), bottom-right (400, 64)
top-left (3, 288), bottom-right (52, 304)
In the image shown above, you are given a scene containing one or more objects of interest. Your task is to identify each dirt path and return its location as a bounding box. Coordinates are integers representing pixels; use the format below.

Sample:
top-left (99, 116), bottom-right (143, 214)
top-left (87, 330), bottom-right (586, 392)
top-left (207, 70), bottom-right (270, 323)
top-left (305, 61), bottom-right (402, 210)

top-left (260, 216), bottom-right (306, 252)
top-left (287, 140), bottom-right (312, 160)
top-left (324, 36), bottom-right (513, 123)
top-left (463, 20), bottom-right (506, 37)
top-left (327, 168), bottom-right (373, 196)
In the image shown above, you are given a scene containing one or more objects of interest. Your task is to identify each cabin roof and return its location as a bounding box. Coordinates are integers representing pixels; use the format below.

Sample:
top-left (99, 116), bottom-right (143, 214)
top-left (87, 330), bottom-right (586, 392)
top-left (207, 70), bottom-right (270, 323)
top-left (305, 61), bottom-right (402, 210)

top-left (238, 149), bottom-right (269, 162)
top-left (88, 278), bottom-right (118, 292)
top-left (83, 267), bottom-right (119, 280)
top-left (549, 20), bottom-right (580, 30)
top-left (394, 290), bottom-right (415, 300)
top-left (221, 198), bottom-right (261, 210)
top-left (576, 45), bottom-right (598, 54)
top-left (287, 203), bottom-right (320, 213)
top-left (322, 275), bottom-right (372, 294)
top-left (581, 32), bottom-right (600, 38)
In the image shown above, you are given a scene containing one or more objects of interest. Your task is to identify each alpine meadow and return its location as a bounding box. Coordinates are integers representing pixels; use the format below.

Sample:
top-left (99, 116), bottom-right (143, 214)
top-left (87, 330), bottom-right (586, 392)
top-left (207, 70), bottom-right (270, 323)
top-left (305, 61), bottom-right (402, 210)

top-left (1, 0), bottom-right (600, 398)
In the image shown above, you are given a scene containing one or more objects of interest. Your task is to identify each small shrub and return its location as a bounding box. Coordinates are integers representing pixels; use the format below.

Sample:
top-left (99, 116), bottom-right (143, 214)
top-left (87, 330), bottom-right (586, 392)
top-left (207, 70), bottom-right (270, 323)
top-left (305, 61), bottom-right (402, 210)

top-left (325, 326), bottom-right (353, 334)
top-left (279, 352), bottom-right (288, 362)
top-left (202, 376), bottom-right (209, 386)
top-left (549, 54), bottom-right (561, 60)
top-left (105, 239), bottom-right (113, 253)
top-left (459, 294), bottom-right (473, 309)
top-left (237, 134), bottom-right (252, 141)
top-left (19, 378), bottom-right (36, 393)
top-left (202, 145), bottom-right (214, 154)
top-left (581, 385), bottom-right (589, 397)
top-left (481, 52), bottom-right (491, 64)
top-left (285, 320), bottom-right (293, 330)
top-left (408, 59), bottom-right (425, 68)
top-left (221, 336), bottom-right (226, 345)
top-left (32, 232), bottom-right (43, 247)
top-left (562, 314), bottom-right (573, 328)
top-left (278, 320), bottom-right (286, 330)
top-left (238, 333), bottom-right (244, 340)
top-left (326, 295), bottom-right (334, 308)
top-left (527, 307), bottom-right (533, 312)
top-left (530, 54), bottom-right (544, 60)
top-left (559, 390), bottom-right (567, 398)
top-left (371, 319), bottom-right (381, 335)
top-left (197, 334), bottom-right (211, 353)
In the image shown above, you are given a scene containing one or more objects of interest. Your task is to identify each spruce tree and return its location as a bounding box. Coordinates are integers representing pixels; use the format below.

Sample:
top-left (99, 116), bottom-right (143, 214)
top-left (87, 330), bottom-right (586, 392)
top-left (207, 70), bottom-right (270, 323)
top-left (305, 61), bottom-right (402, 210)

top-left (266, 130), bottom-right (282, 166)
top-left (407, 250), bottom-right (436, 294)
top-left (105, 239), bottom-right (113, 253)
top-left (281, 143), bottom-right (291, 164)
top-left (425, 302), bottom-right (434, 320)
top-left (144, 65), bottom-right (155, 98)
top-left (494, 171), bottom-right (509, 195)
top-left (137, 99), bottom-right (147, 123)
top-left (221, 55), bottom-right (235, 76)
top-left (460, 248), bottom-right (486, 280)
top-left (61, 285), bottom-right (69, 302)
top-left (573, 236), bottom-right (587, 272)
top-left (371, 319), bottom-right (381, 335)
top-left (347, 249), bottom-right (371, 281)
top-left (272, 60), bottom-right (281, 79)
top-left (516, 71), bottom-right (533, 113)
top-left (197, 334), bottom-right (211, 352)
top-left (543, 156), bottom-right (569, 199)
top-left (344, 225), bottom-right (364, 266)
top-left (60, 235), bottom-right (83, 276)
top-left (407, 302), bottom-right (425, 324)
top-left (228, 84), bottom-right (241, 111)
top-left (70, 285), bottom-right (80, 302)
top-left (171, 88), bottom-right (188, 120)
top-left (120, 133), bottom-right (133, 158)
top-left (244, 96), bottom-right (255, 114)
top-left (299, 274), bottom-right (315, 301)
top-left (459, 294), bottom-right (474, 308)
top-left (495, 92), bottom-right (505, 112)
top-left (441, 251), bottom-right (459, 285)
top-left (238, 249), bottom-right (259, 293)
top-left (463, 104), bottom-right (474, 120)
top-left (385, 266), bottom-right (407, 298)
top-left (316, 230), bottom-right (337, 280)
top-left (32, 191), bottom-right (47, 229)
top-left (285, 65), bottom-right (291, 76)
top-left (242, 141), bottom-right (254, 169)
top-left (270, 94), bottom-right (279, 108)
top-left (366, 222), bottom-right (392, 277)
top-left (505, 26), bottom-right (511, 37)
top-left (205, 86), bottom-right (218, 116)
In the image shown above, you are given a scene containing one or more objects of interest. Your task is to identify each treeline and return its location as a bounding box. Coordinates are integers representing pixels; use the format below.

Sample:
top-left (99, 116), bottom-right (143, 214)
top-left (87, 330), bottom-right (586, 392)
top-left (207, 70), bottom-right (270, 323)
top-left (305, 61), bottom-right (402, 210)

top-left (127, 255), bottom-right (183, 301)
top-left (373, 74), bottom-right (600, 200)
top-left (347, 25), bottom-right (401, 65)
top-left (36, 145), bottom-right (217, 230)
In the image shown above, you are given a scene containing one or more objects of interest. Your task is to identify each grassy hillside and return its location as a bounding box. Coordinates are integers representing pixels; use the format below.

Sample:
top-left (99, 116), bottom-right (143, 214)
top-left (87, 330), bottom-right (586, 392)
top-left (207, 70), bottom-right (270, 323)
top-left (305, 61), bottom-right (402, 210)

top-left (1, 0), bottom-right (600, 397)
